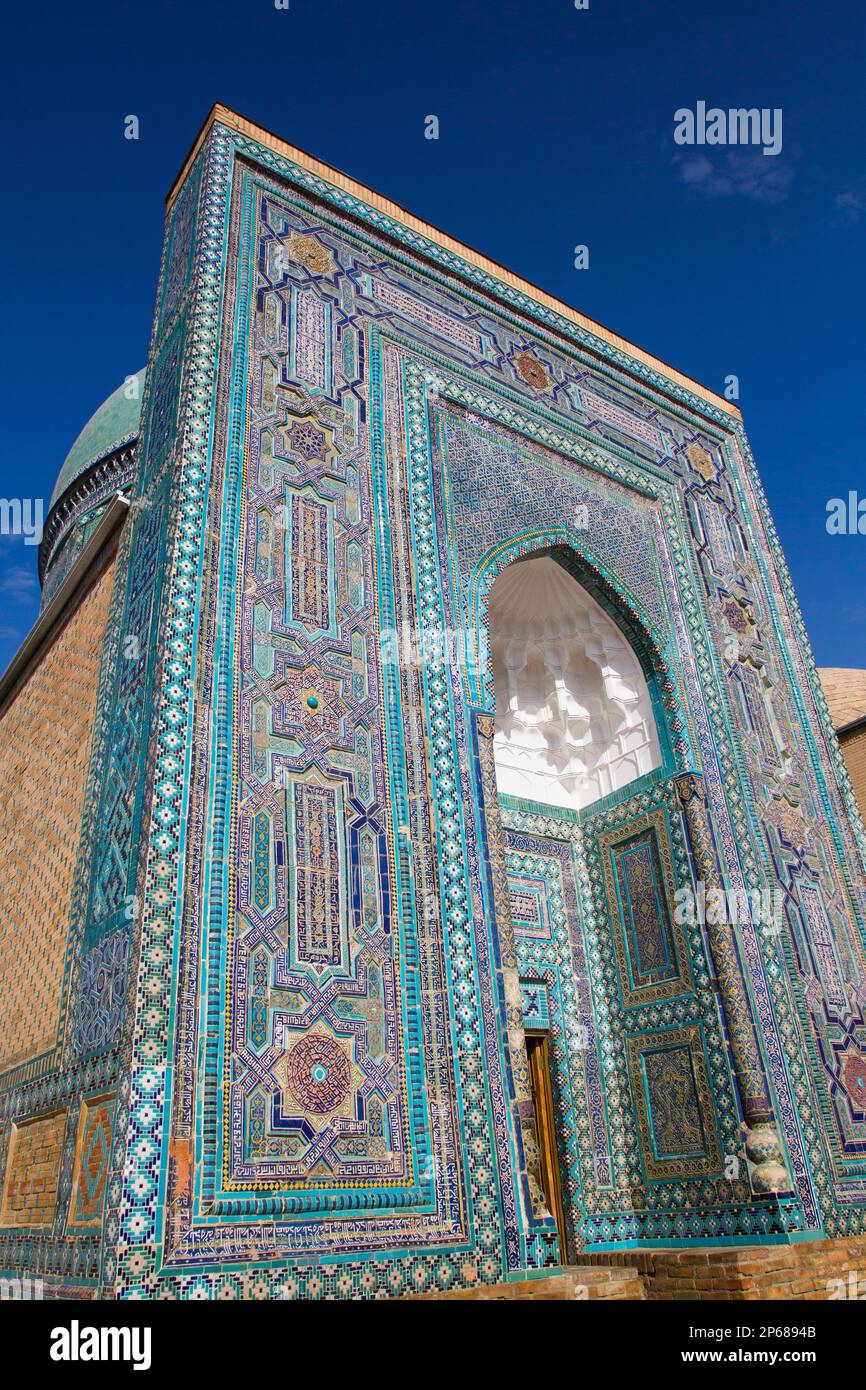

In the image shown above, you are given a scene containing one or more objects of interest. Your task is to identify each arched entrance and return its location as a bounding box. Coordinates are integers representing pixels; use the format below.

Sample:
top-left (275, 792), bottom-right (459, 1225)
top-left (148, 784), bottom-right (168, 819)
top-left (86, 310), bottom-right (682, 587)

top-left (485, 550), bottom-right (670, 1260)
top-left (468, 534), bottom-right (784, 1265)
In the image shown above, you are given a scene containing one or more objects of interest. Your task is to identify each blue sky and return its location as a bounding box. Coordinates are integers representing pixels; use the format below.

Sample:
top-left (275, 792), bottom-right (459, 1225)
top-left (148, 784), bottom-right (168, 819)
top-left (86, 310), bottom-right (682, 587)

top-left (1, 0), bottom-right (863, 671)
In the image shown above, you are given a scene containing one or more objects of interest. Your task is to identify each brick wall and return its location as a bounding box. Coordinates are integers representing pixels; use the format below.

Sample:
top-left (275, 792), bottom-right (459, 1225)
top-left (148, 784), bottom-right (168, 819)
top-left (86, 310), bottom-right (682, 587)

top-left (840, 724), bottom-right (866, 827)
top-left (421, 1238), bottom-right (866, 1300)
top-left (0, 1110), bottom-right (67, 1227)
top-left (639, 1240), bottom-right (866, 1300)
top-left (0, 557), bottom-right (116, 1074)
top-left (584, 1238), bottom-right (866, 1300)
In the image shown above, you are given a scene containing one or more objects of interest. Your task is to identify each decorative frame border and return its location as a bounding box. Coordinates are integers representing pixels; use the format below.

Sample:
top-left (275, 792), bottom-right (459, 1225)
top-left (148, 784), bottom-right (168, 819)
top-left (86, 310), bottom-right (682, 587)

top-left (598, 808), bottom-right (696, 1009)
top-left (626, 1024), bottom-right (724, 1182)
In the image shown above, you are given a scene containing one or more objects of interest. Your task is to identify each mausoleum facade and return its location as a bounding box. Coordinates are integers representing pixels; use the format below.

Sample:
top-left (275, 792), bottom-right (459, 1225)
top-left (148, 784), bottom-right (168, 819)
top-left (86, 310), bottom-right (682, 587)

top-left (1, 106), bottom-right (866, 1299)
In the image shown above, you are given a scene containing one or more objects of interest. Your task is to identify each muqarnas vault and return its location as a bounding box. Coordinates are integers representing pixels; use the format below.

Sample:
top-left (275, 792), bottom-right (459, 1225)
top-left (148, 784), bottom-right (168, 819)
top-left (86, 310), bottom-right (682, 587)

top-left (2, 105), bottom-right (866, 1300)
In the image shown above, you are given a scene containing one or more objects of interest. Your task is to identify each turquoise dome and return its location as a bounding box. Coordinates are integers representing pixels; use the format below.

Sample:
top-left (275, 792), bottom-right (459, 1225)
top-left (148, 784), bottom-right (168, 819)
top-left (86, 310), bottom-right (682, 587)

top-left (51, 369), bottom-right (146, 506)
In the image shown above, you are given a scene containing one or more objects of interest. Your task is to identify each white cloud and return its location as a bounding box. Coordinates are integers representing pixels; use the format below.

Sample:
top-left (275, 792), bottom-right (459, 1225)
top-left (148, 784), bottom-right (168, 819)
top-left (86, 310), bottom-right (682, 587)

top-left (673, 149), bottom-right (794, 204)
top-left (834, 189), bottom-right (864, 225)
top-left (0, 564), bottom-right (40, 603)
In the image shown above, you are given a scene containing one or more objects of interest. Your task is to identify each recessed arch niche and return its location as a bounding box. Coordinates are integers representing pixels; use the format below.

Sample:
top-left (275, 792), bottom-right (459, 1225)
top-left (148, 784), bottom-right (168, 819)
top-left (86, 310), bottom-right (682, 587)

top-left (488, 553), bottom-right (661, 811)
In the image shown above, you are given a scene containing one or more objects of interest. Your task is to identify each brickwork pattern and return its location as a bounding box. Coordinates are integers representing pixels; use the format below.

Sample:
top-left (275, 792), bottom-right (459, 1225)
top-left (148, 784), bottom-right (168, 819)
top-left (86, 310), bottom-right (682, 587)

top-left (584, 1237), bottom-right (866, 1300)
top-left (638, 1237), bottom-right (866, 1300)
top-left (819, 667), bottom-right (866, 729)
top-left (0, 1110), bottom-right (67, 1227)
top-left (407, 1266), bottom-right (646, 1300)
top-left (839, 725), bottom-right (866, 826)
top-left (0, 558), bottom-right (116, 1073)
top-left (424, 1238), bottom-right (866, 1300)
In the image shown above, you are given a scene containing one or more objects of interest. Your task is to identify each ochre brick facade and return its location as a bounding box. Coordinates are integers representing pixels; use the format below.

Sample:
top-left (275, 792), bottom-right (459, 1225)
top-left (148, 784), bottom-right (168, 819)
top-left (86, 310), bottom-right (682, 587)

top-left (839, 724), bottom-right (866, 826)
top-left (0, 1109), bottom-right (67, 1227)
top-left (0, 557), bottom-right (115, 1074)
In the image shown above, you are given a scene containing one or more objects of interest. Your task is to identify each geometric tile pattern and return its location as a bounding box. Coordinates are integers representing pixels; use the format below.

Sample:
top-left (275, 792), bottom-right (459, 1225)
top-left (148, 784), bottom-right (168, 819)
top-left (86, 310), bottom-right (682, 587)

top-left (69, 1094), bottom-right (114, 1228)
top-left (505, 776), bottom-right (755, 1253)
top-left (627, 1026), bottom-right (723, 1180)
top-left (599, 811), bottom-right (695, 1008)
top-left (86, 117), bottom-right (866, 1285)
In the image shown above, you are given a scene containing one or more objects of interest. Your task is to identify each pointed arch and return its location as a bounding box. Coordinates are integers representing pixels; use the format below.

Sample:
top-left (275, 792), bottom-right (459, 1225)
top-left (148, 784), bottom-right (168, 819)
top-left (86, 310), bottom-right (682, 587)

top-left (467, 532), bottom-right (680, 797)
